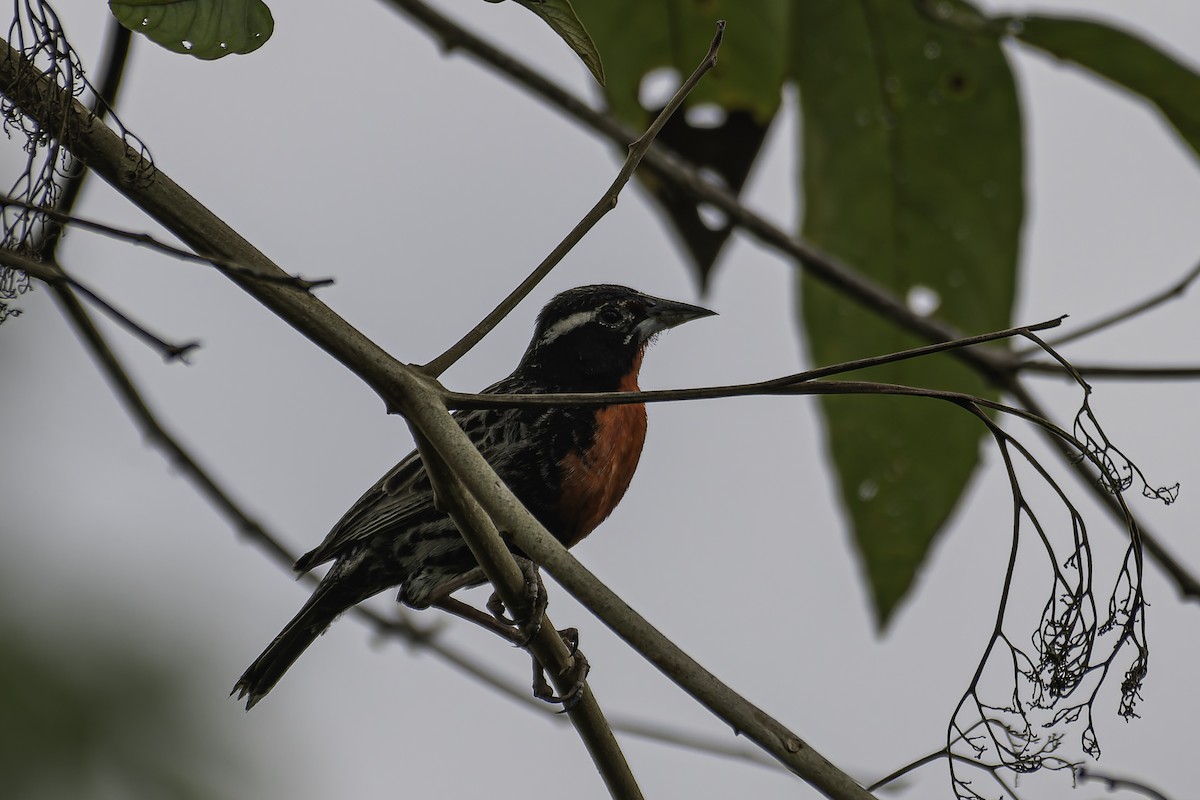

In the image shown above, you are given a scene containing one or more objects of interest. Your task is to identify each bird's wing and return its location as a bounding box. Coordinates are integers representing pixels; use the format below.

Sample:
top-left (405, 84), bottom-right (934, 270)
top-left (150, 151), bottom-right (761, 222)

top-left (292, 444), bottom-right (434, 573)
top-left (293, 376), bottom-right (530, 574)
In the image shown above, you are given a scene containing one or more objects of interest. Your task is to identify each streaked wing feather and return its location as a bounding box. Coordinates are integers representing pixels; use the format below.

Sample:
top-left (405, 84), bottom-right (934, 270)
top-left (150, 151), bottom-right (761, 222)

top-left (294, 398), bottom-right (512, 573)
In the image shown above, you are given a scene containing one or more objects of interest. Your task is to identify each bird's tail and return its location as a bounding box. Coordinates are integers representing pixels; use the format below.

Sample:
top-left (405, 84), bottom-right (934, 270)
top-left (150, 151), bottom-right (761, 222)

top-left (233, 577), bottom-right (362, 710)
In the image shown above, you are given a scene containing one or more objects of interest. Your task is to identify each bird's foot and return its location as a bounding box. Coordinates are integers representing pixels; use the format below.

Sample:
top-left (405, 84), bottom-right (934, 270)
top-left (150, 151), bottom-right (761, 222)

top-left (486, 556), bottom-right (546, 645)
top-left (532, 634), bottom-right (589, 711)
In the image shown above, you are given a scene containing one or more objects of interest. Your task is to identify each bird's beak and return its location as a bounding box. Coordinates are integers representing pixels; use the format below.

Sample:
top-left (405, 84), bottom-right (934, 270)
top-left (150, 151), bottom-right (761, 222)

top-left (636, 295), bottom-right (717, 341)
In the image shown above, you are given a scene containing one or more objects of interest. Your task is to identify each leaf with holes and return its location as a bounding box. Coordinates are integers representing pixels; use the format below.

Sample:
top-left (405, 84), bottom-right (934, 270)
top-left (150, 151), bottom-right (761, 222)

top-left (792, 0), bottom-right (1022, 626)
top-left (1002, 14), bottom-right (1200, 161)
top-left (110, 0), bottom-right (273, 60)
top-left (571, 1), bottom-right (789, 286)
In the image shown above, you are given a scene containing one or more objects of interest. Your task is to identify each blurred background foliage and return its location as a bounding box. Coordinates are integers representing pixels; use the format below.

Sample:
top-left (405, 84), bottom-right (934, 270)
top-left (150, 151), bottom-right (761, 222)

top-left (0, 576), bottom-right (257, 800)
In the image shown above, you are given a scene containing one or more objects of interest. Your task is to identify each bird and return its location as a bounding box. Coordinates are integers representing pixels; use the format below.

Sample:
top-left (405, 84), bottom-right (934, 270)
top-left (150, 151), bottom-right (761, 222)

top-left (234, 284), bottom-right (715, 709)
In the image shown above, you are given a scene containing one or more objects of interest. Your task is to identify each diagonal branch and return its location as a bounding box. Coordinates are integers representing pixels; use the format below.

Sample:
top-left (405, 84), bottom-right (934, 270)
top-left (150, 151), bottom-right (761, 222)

top-left (411, 429), bottom-right (643, 799)
top-left (42, 215), bottom-right (691, 785)
top-left (1, 194), bottom-right (334, 290)
top-left (4, 247), bottom-right (199, 360)
top-left (1032, 258), bottom-right (1200, 351)
top-left (408, 394), bottom-right (877, 799)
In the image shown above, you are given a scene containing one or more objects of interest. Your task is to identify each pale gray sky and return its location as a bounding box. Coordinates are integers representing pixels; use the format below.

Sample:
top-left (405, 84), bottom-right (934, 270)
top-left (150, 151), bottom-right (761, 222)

top-left (2, 1), bottom-right (1198, 798)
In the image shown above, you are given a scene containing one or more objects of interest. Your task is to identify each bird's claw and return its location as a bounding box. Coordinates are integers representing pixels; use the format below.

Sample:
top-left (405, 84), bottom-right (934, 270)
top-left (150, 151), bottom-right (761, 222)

top-left (486, 557), bottom-right (547, 645)
top-left (533, 644), bottom-right (590, 711)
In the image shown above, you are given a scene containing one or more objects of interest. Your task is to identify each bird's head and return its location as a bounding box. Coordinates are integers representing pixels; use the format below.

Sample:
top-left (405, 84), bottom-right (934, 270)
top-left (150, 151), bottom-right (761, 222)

top-left (518, 284), bottom-right (715, 390)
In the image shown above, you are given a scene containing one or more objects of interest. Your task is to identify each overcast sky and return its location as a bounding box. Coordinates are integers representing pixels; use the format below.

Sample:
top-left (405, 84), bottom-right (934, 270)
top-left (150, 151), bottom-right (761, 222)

top-left (2, 1), bottom-right (1198, 798)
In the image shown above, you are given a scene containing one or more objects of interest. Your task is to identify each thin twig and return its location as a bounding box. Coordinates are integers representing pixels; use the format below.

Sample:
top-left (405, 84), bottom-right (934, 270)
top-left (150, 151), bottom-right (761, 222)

top-left (2, 247), bottom-right (199, 360)
top-left (2, 195), bottom-right (334, 290)
top-left (1076, 766), bottom-right (1172, 800)
top-left (609, 717), bottom-right (781, 770)
top-left (1031, 259), bottom-right (1200, 351)
top-left (1003, 372), bottom-right (1200, 602)
top-left (441, 318), bottom-right (1064, 410)
top-left (1020, 361), bottom-right (1200, 380)
top-left (869, 736), bottom-right (1026, 796)
top-left (878, 752), bottom-right (1023, 798)
top-left (421, 20), bottom-right (726, 378)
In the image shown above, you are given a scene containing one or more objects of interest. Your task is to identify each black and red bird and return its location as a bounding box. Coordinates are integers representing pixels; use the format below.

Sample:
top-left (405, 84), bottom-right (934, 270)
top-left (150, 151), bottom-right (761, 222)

top-left (234, 285), bottom-right (714, 708)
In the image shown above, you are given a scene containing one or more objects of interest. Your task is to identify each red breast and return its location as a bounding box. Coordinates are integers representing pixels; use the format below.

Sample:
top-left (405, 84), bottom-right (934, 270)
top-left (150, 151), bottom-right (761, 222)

top-left (554, 348), bottom-right (648, 547)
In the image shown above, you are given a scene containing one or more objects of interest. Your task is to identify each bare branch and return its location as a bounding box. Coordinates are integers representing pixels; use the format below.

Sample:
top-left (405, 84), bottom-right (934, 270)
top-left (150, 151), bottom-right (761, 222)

top-left (1076, 766), bottom-right (1173, 800)
top-left (422, 21), bottom-right (726, 378)
top-left (2, 247), bottom-right (199, 360)
top-left (1, 195), bottom-right (335, 290)
top-left (411, 400), bottom-right (878, 799)
top-left (440, 318), bottom-right (1065, 411)
top-left (411, 430), bottom-right (643, 800)
top-left (1033, 259), bottom-right (1200, 351)
top-left (1020, 360), bottom-right (1200, 380)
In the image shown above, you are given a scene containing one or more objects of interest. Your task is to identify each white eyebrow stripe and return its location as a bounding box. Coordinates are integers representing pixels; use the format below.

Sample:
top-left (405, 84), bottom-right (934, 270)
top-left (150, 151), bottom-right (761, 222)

top-left (538, 309), bottom-right (597, 345)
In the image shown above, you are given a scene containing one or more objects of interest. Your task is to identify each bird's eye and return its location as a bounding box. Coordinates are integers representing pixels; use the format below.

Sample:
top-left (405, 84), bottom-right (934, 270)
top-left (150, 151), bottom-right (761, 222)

top-left (597, 306), bottom-right (624, 326)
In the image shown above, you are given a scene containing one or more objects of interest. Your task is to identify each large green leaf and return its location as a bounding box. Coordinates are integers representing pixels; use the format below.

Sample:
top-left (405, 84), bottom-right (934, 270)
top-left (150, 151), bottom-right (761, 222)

top-left (110, 0), bottom-right (273, 60)
top-left (571, 1), bottom-right (789, 284)
top-left (792, 0), bottom-right (1022, 626)
top-left (1002, 14), bottom-right (1200, 161)
top-left (572, 0), bottom-right (788, 126)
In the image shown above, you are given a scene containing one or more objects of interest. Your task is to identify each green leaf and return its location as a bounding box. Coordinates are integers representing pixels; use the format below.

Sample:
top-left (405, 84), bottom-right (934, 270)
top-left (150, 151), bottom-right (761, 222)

top-left (512, 0), bottom-right (606, 86)
top-left (1002, 14), bottom-right (1200, 161)
top-left (570, 2), bottom-right (789, 283)
top-left (110, 0), bottom-right (274, 60)
top-left (573, 0), bottom-right (788, 127)
top-left (792, 0), bottom-right (1022, 626)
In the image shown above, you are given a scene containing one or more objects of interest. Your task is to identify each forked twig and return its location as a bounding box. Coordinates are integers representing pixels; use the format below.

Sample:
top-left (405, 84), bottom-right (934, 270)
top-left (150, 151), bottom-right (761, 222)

top-left (2, 195), bottom-right (335, 290)
top-left (421, 20), bottom-right (726, 378)
top-left (3, 225), bottom-right (199, 360)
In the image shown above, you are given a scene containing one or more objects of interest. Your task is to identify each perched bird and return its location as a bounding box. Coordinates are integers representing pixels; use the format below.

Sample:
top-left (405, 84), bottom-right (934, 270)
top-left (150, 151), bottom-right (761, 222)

top-left (234, 284), bottom-right (714, 708)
